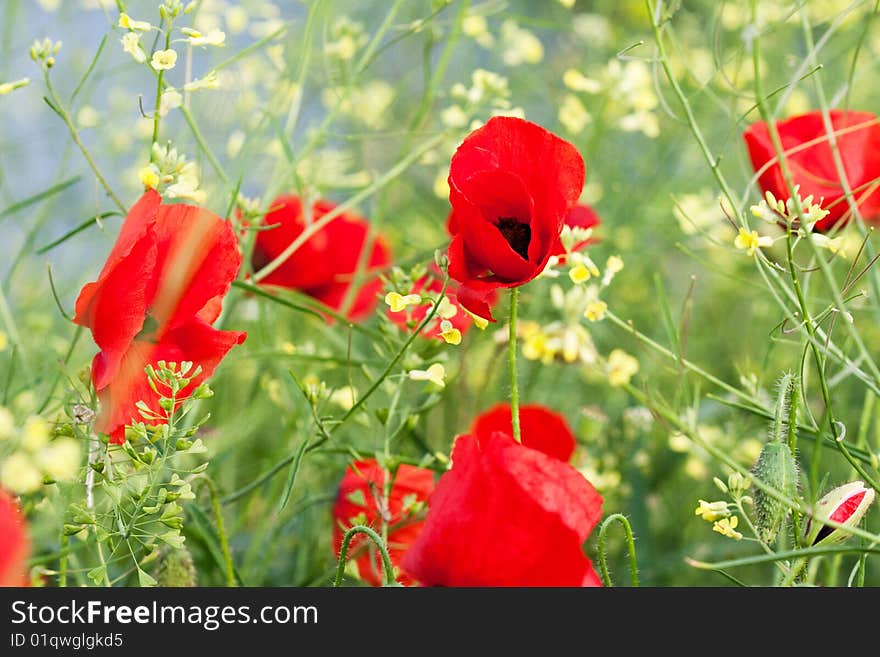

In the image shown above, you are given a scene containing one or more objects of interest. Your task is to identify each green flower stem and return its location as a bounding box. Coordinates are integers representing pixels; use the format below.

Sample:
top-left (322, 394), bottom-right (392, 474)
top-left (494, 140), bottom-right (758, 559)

top-left (597, 513), bottom-right (639, 587)
top-left (201, 477), bottom-right (236, 587)
top-left (508, 288), bottom-right (521, 443)
top-left (687, 544), bottom-right (880, 571)
top-left (151, 21), bottom-right (172, 154)
top-left (222, 279), bottom-right (450, 505)
top-left (645, 0), bottom-right (740, 216)
top-left (43, 74), bottom-right (126, 214)
top-left (333, 525), bottom-right (395, 587)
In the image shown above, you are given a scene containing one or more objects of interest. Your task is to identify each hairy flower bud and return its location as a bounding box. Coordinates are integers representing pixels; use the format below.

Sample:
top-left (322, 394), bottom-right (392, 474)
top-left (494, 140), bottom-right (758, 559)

top-left (751, 442), bottom-right (798, 543)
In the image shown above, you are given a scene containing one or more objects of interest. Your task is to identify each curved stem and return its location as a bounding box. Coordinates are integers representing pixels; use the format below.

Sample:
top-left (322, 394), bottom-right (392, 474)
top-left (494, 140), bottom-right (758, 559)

top-left (597, 513), bottom-right (639, 587)
top-left (333, 525), bottom-right (395, 587)
top-left (508, 288), bottom-right (521, 443)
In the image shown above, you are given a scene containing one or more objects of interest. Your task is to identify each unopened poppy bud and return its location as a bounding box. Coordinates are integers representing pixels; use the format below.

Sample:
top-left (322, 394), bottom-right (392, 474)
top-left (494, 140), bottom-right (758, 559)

top-left (805, 481), bottom-right (875, 546)
top-left (751, 441), bottom-right (798, 543)
top-left (155, 546), bottom-right (198, 587)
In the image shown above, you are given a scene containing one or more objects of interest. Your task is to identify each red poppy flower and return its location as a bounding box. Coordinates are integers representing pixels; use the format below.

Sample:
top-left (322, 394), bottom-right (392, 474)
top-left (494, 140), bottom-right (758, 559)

top-left (447, 116), bottom-right (586, 320)
top-left (0, 489), bottom-right (29, 587)
top-left (472, 403), bottom-right (576, 462)
top-left (251, 195), bottom-right (392, 321)
top-left (743, 110), bottom-right (880, 231)
top-left (74, 190), bottom-right (247, 444)
top-left (402, 432), bottom-right (603, 587)
top-left (333, 459), bottom-right (435, 586)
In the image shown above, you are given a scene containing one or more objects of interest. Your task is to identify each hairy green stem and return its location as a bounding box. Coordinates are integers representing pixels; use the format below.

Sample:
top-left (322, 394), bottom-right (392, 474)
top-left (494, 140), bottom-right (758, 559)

top-left (597, 513), bottom-right (639, 587)
top-left (196, 477), bottom-right (236, 587)
top-left (333, 525), bottom-right (395, 587)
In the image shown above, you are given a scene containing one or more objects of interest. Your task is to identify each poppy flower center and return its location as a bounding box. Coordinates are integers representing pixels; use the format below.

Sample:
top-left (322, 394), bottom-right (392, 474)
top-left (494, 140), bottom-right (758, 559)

top-left (497, 217), bottom-right (531, 260)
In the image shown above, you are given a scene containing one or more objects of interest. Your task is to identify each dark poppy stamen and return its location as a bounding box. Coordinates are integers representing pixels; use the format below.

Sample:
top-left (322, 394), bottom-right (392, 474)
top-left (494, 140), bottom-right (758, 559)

top-left (497, 217), bottom-right (531, 260)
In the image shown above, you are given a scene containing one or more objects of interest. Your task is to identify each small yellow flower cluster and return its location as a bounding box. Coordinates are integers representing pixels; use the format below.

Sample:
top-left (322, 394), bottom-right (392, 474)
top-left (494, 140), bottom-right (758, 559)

top-left (521, 320), bottom-right (598, 366)
top-left (499, 20), bottom-right (544, 67)
top-left (139, 142), bottom-right (206, 203)
top-left (562, 60), bottom-right (659, 137)
top-left (29, 37), bottom-right (62, 69)
top-left (0, 410), bottom-right (81, 495)
top-left (750, 187), bottom-right (831, 232)
top-left (321, 80), bottom-right (394, 129)
top-left (606, 349), bottom-right (639, 387)
top-left (324, 17), bottom-right (366, 61)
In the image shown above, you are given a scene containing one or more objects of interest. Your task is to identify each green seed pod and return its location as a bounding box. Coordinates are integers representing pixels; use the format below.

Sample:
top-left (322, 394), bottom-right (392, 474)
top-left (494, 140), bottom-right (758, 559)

top-left (154, 546), bottom-right (197, 587)
top-left (751, 441), bottom-right (798, 544)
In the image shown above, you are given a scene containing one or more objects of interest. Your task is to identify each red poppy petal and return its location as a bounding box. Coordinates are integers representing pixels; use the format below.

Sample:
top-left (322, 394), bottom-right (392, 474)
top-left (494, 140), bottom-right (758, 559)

top-left (451, 116), bottom-right (585, 216)
top-left (744, 110), bottom-right (880, 230)
top-left (403, 433), bottom-right (602, 586)
top-left (150, 204), bottom-right (242, 335)
top-left (0, 489), bottom-right (29, 587)
top-left (75, 231), bottom-right (158, 388)
top-left (472, 403), bottom-right (577, 462)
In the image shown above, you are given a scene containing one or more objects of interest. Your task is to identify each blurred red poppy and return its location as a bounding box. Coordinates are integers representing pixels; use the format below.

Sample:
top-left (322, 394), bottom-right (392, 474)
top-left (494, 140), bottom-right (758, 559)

top-left (472, 402), bottom-right (576, 462)
top-left (402, 432), bottom-right (603, 587)
top-left (447, 117), bottom-right (586, 320)
top-left (743, 110), bottom-right (880, 231)
top-left (333, 459), bottom-right (435, 586)
top-left (74, 190), bottom-right (246, 444)
top-left (0, 489), bottom-right (29, 587)
top-left (252, 195), bottom-right (391, 321)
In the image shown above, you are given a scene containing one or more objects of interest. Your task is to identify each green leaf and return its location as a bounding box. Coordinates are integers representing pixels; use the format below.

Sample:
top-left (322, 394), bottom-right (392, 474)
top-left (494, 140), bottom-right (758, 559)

top-left (278, 438), bottom-right (310, 512)
top-left (137, 568), bottom-right (157, 588)
top-left (87, 565), bottom-right (106, 584)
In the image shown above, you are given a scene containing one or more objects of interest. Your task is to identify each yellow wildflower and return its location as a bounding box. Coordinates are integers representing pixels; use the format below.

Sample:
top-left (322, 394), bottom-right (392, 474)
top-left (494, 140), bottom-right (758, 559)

top-left (712, 516), bottom-right (743, 540)
top-left (384, 292), bottom-right (421, 313)
top-left (607, 349), bottom-right (639, 386)
top-left (584, 300), bottom-right (608, 322)
top-left (694, 499), bottom-right (730, 522)
top-left (438, 320), bottom-right (462, 345)
top-left (734, 227), bottom-right (774, 256)
top-left (409, 363), bottom-right (446, 388)
top-left (151, 49), bottom-right (177, 71)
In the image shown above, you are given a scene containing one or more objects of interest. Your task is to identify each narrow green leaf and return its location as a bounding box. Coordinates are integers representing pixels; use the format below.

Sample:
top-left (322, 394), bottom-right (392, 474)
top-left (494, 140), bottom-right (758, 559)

top-left (278, 438), bottom-right (310, 512)
top-left (70, 34), bottom-right (107, 103)
top-left (36, 211), bottom-right (121, 254)
top-left (0, 176), bottom-right (80, 221)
